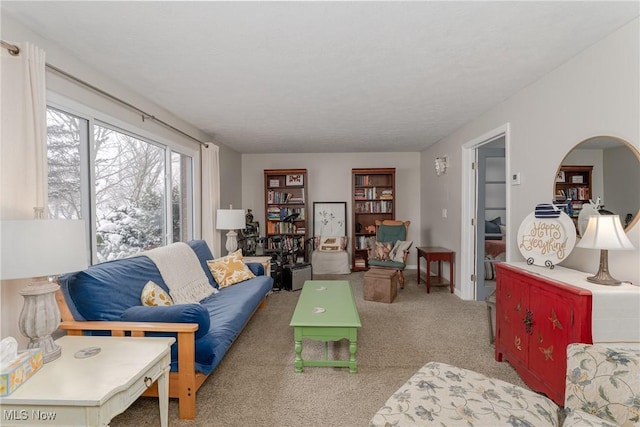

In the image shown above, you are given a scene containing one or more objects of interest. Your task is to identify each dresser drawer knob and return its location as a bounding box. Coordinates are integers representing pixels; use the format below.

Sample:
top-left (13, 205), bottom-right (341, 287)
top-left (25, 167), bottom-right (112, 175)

top-left (144, 376), bottom-right (153, 388)
top-left (523, 309), bottom-right (534, 335)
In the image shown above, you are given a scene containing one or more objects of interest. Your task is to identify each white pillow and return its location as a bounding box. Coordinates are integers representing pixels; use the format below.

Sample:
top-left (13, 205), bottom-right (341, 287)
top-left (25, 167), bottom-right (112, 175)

top-left (318, 236), bottom-right (346, 252)
top-left (141, 280), bottom-right (174, 306)
top-left (390, 240), bottom-right (413, 262)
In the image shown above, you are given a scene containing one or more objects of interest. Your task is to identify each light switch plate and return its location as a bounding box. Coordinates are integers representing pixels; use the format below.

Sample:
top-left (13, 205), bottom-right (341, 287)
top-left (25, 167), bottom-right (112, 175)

top-left (511, 172), bottom-right (521, 185)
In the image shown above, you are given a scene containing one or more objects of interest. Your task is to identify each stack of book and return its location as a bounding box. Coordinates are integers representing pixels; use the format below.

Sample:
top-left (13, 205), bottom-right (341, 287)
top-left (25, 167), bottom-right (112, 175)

top-left (379, 189), bottom-right (393, 200)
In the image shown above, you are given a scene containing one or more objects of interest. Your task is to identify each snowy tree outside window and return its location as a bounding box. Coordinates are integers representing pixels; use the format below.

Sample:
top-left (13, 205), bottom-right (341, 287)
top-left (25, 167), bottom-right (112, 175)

top-left (46, 107), bottom-right (194, 263)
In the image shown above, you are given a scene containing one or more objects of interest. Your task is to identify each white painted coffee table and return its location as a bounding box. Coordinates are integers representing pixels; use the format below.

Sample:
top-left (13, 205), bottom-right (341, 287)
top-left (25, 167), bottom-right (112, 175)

top-left (0, 335), bottom-right (174, 427)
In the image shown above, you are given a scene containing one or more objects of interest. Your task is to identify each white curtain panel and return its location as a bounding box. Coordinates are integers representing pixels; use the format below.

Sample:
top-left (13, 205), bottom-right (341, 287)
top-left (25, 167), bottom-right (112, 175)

top-left (201, 143), bottom-right (221, 257)
top-left (0, 42), bottom-right (47, 348)
top-left (1, 42), bottom-right (47, 220)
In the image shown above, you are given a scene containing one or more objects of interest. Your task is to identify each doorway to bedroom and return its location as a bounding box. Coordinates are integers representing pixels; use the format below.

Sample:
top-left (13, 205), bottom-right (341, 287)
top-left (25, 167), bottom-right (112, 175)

top-left (460, 124), bottom-right (509, 302)
top-left (475, 139), bottom-right (506, 302)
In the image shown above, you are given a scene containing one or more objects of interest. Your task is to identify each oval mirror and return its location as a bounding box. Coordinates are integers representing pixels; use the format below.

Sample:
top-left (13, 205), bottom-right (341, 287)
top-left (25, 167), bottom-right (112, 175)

top-left (554, 136), bottom-right (640, 237)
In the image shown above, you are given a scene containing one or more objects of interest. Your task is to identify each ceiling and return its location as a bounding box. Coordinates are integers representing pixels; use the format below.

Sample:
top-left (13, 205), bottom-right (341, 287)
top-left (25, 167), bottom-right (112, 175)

top-left (2, 1), bottom-right (639, 154)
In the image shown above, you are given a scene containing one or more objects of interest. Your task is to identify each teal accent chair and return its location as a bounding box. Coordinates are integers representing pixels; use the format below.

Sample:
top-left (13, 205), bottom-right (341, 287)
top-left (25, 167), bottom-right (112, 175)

top-left (367, 220), bottom-right (411, 286)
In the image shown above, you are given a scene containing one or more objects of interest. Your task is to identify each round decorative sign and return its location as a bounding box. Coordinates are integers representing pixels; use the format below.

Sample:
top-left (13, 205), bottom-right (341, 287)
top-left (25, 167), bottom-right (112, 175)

top-left (517, 211), bottom-right (576, 267)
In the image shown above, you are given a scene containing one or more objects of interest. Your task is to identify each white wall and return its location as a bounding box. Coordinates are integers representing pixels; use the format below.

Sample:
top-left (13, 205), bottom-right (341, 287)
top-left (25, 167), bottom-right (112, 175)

top-left (241, 152), bottom-right (421, 266)
top-left (421, 18), bottom-right (640, 297)
top-left (604, 146), bottom-right (640, 219)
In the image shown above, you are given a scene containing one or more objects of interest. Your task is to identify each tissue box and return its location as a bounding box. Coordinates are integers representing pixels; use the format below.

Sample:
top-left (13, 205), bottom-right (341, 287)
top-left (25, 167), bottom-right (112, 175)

top-left (0, 349), bottom-right (43, 397)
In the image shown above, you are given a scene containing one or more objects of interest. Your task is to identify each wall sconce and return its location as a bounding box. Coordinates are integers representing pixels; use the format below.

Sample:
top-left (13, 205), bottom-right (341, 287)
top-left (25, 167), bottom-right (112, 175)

top-left (435, 156), bottom-right (449, 176)
top-left (576, 215), bottom-right (635, 285)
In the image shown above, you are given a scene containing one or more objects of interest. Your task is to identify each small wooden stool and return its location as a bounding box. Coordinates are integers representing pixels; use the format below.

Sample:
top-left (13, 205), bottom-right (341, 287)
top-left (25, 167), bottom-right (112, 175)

top-left (364, 268), bottom-right (398, 303)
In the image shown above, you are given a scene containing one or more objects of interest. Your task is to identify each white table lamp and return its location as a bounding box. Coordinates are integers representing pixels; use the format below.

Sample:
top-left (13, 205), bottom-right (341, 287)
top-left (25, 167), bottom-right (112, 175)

top-left (1, 219), bottom-right (88, 362)
top-left (216, 206), bottom-right (246, 255)
top-left (576, 215), bottom-right (635, 285)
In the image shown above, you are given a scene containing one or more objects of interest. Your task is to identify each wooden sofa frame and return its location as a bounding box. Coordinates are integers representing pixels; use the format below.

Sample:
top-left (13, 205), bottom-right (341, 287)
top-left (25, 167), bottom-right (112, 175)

top-left (55, 290), bottom-right (268, 420)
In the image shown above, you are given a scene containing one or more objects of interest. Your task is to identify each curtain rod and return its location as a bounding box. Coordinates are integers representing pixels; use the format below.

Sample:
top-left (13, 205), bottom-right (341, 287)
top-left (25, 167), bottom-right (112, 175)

top-left (2, 39), bottom-right (209, 148)
top-left (1, 40), bottom-right (20, 56)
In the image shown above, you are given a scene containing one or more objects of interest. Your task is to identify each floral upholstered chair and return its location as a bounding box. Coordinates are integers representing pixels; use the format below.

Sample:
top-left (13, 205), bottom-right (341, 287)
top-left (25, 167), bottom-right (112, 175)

top-left (563, 343), bottom-right (640, 427)
top-left (369, 361), bottom-right (560, 426)
top-left (369, 343), bottom-right (640, 427)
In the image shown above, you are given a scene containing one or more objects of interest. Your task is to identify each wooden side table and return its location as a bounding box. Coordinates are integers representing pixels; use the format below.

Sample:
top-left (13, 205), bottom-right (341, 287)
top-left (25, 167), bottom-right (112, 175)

top-left (0, 335), bottom-right (174, 427)
top-left (416, 246), bottom-right (455, 293)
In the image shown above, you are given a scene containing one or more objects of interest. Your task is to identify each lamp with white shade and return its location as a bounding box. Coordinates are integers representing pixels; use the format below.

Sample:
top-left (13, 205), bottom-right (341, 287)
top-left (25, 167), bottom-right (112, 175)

top-left (576, 215), bottom-right (635, 285)
top-left (1, 219), bottom-right (88, 362)
top-left (216, 206), bottom-right (246, 255)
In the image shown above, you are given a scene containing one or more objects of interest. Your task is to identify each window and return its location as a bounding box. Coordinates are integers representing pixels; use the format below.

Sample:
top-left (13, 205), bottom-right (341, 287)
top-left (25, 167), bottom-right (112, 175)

top-left (47, 106), bottom-right (194, 263)
top-left (46, 107), bottom-right (85, 220)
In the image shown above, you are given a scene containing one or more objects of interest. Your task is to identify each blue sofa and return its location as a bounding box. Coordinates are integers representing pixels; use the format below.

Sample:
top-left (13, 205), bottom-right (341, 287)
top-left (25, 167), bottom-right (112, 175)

top-left (56, 240), bottom-right (273, 420)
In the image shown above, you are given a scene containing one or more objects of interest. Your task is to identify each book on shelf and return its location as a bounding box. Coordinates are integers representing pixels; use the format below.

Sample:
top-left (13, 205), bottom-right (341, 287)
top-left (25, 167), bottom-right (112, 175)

top-left (354, 259), bottom-right (367, 268)
top-left (556, 186), bottom-right (589, 201)
top-left (379, 189), bottom-right (393, 200)
top-left (267, 190), bottom-right (302, 204)
top-left (269, 207), bottom-right (305, 220)
top-left (356, 235), bottom-right (372, 250)
top-left (353, 187), bottom-right (393, 200)
top-left (354, 200), bottom-right (393, 214)
top-left (355, 176), bottom-right (370, 186)
top-left (267, 221), bottom-right (299, 235)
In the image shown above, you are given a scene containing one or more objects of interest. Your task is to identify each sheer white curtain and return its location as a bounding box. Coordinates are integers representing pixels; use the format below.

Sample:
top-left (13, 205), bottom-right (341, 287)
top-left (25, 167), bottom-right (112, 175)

top-left (1, 42), bottom-right (47, 219)
top-left (1, 42), bottom-right (47, 347)
top-left (201, 143), bottom-right (221, 257)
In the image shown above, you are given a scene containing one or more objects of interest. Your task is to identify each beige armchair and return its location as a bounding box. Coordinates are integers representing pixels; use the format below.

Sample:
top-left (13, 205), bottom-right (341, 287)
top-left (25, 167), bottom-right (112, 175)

top-left (310, 236), bottom-right (350, 274)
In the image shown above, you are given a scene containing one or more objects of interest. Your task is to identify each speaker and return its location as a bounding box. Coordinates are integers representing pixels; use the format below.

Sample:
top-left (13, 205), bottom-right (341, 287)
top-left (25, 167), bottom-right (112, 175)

top-left (283, 263), bottom-right (312, 291)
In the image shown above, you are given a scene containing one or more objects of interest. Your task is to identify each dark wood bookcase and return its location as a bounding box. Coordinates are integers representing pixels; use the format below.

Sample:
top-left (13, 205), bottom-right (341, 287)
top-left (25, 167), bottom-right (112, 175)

top-left (263, 169), bottom-right (309, 262)
top-left (351, 168), bottom-right (395, 271)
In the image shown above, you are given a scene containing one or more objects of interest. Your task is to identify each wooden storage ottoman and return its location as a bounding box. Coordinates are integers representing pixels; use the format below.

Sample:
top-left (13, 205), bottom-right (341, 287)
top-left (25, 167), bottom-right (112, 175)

top-left (364, 268), bottom-right (398, 303)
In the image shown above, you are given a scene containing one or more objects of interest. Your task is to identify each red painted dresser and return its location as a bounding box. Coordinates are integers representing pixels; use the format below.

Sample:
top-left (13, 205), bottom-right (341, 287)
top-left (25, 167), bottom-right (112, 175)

top-left (495, 262), bottom-right (640, 405)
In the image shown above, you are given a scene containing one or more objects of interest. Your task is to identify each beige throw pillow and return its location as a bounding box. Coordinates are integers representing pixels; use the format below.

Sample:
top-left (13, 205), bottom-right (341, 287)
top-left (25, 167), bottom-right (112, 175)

top-left (207, 250), bottom-right (255, 288)
top-left (390, 240), bottom-right (413, 262)
top-left (318, 236), bottom-right (347, 252)
top-left (141, 280), bottom-right (174, 306)
top-left (373, 241), bottom-right (394, 261)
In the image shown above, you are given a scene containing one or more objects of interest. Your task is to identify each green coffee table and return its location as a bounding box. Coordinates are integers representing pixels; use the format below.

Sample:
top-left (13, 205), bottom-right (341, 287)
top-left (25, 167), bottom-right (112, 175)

top-left (289, 280), bottom-right (362, 373)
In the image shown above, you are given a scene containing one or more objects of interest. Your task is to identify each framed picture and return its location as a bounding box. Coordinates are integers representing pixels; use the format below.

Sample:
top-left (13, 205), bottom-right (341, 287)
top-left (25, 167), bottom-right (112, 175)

top-left (313, 202), bottom-right (347, 236)
top-left (286, 174), bottom-right (304, 186)
top-left (556, 171), bottom-right (566, 183)
top-left (571, 175), bottom-right (584, 184)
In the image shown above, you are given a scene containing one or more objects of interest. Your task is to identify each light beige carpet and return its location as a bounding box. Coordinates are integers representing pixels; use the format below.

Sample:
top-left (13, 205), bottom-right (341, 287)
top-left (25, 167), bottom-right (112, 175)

top-left (111, 270), bottom-right (525, 427)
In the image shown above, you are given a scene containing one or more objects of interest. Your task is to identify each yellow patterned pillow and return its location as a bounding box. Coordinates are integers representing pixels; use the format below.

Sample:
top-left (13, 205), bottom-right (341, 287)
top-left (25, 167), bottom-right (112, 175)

top-left (206, 250), bottom-right (255, 288)
top-left (141, 280), bottom-right (174, 306)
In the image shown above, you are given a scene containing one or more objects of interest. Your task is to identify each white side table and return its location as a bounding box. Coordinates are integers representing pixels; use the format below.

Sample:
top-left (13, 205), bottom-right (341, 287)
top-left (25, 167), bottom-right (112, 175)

top-left (244, 256), bottom-right (272, 276)
top-left (0, 335), bottom-right (174, 427)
